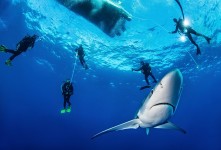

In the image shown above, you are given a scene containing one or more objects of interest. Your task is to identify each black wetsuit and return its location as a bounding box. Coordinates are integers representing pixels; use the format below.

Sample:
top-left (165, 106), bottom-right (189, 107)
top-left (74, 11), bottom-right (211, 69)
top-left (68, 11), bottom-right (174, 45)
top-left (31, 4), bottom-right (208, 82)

top-left (172, 18), bottom-right (210, 55)
top-left (76, 46), bottom-right (88, 69)
top-left (62, 82), bottom-right (73, 109)
top-left (134, 63), bottom-right (157, 85)
top-left (5, 36), bottom-right (36, 61)
top-left (173, 19), bottom-right (200, 50)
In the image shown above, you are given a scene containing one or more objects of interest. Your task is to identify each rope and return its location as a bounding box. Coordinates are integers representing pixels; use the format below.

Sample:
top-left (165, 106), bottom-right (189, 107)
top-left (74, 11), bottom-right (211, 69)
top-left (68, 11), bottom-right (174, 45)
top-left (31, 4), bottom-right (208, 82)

top-left (70, 52), bottom-right (78, 83)
top-left (184, 49), bottom-right (199, 68)
top-left (175, 0), bottom-right (185, 19)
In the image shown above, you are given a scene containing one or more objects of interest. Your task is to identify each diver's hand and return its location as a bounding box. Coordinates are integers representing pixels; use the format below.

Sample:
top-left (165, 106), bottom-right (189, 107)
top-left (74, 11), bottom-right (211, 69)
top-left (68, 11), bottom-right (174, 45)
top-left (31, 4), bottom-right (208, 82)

top-left (169, 31), bottom-right (176, 34)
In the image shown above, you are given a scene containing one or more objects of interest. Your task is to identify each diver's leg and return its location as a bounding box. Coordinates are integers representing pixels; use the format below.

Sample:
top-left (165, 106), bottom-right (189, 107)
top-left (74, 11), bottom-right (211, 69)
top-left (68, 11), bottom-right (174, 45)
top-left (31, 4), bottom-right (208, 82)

top-left (5, 51), bottom-right (21, 66)
top-left (144, 74), bottom-right (150, 85)
top-left (186, 33), bottom-right (201, 55)
top-left (81, 57), bottom-right (86, 64)
top-left (60, 95), bottom-right (67, 113)
top-left (84, 62), bottom-right (89, 69)
top-left (5, 49), bottom-right (17, 54)
top-left (65, 96), bottom-right (71, 112)
top-left (189, 28), bottom-right (211, 44)
top-left (8, 51), bottom-right (20, 61)
top-left (67, 96), bottom-right (71, 107)
top-left (150, 73), bottom-right (157, 83)
top-left (0, 45), bottom-right (15, 53)
top-left (79, 58), bottom-right (84, 66)
top-left (82, 58), bottom-right (89, 69)
top-left (63, 96), bottom-right (67, 109)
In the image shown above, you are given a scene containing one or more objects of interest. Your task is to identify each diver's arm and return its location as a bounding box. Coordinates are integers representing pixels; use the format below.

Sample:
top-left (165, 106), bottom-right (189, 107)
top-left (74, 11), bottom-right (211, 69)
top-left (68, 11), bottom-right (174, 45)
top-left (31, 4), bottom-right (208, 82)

top-left (147, 67), bottom-right (151, 73)
top-left (29, 41), bottom-right (35, 49)
top-left (16, 43), bottom-right (21, 50)
top-left (82, 50), bottom-right (85, 57)
top-left (171, 25), bottom-right (178, 34)
top-left (75, 48), bottom-right (79, 56)
top-left (61, 84), bottom-right (65, 95)
top-left (132, 67), bottom-right (141, 72)
top-left (70, 84), bottom-right (73, 95)
top-left (16, 39), bottom-right (23, 50)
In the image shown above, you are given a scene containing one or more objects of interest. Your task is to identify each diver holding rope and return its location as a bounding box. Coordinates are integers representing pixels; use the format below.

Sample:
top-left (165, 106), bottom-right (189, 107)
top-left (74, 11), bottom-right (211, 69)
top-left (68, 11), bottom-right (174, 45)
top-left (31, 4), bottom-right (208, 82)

top-left (61, 79), bottom-right (74, 114)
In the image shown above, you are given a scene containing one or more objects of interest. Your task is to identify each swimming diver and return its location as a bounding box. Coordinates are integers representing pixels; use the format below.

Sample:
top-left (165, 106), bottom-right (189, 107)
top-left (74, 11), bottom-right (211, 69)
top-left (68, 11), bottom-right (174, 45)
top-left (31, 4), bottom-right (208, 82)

top-left (56, 0), bottom-right (132, 37)
top-left (170, 18), bottom-right (211, 55)
top-left (75, 44), bottom-right (88, 70)
top-left (132, 61), bottom-right (157, 90)
top-left (0, 34), bottom-right (38, 66)
top-left (61, 79), bottom-right (73, 114)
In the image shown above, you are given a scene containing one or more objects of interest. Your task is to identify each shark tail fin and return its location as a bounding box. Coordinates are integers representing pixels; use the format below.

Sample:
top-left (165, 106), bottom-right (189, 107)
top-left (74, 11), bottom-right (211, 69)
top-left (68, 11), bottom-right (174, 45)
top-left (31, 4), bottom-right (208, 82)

top-left (154, 121), bottom-right (186, 134)
top-left (91, 119), bottom-right (140, 139)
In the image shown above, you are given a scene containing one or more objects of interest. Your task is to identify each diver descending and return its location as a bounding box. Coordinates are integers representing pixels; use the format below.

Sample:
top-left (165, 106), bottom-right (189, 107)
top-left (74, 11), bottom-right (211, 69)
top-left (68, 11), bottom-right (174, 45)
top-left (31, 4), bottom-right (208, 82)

top-left (61, 79), bottom-right (74, 114)
top-left (170, 18), bottom-right (211, 55)
top-left (56, 0), bottom-right (132, 37)
top-left (171, 0), bottom-right (211, 55)
top-left (75, 44), bottom-right (88, 70)
top-left (132, 61), bottom-right (157, 90)
top-left (0, 34), bottom-right (38, 66)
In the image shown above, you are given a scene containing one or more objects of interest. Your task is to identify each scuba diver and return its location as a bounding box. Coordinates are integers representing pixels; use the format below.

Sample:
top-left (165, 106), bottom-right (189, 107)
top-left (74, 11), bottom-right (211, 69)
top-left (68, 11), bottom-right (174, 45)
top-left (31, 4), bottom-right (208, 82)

top-left (170, 18), bottom-right (211, 55)
top-left (75, 44), bottom-right (88, 70)
top-left (132, 61), bottom-right (157, 90)
top-left (0, 34), bottom-right (38, 66)
top-left (57, 0), bottom-right (132, 37)
top-left (61, 79), bottom-right (73, 114)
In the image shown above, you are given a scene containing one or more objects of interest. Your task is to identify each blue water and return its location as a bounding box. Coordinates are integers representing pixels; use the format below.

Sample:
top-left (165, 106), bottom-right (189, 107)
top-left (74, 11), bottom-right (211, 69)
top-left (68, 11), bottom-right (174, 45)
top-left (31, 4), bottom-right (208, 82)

top-left (0, 0), bottom-right (221, 149)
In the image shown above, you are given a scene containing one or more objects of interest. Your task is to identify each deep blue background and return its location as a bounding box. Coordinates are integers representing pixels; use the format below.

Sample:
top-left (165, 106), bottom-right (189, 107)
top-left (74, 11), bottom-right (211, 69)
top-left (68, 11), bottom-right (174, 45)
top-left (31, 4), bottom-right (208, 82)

top-left (0, 1), bottom-right (221, 150)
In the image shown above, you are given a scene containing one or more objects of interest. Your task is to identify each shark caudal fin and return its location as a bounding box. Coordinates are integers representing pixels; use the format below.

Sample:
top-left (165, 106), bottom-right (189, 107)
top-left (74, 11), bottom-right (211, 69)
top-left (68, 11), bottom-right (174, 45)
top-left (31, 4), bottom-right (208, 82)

top-left (91, 119), bottom-right (140, 139)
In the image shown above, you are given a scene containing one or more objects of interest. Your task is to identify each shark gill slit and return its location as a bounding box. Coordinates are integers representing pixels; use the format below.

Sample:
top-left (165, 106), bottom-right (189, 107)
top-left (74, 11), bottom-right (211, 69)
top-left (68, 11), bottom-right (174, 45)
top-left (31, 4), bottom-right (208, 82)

top-left (151, 103), bottom-right (175, 112)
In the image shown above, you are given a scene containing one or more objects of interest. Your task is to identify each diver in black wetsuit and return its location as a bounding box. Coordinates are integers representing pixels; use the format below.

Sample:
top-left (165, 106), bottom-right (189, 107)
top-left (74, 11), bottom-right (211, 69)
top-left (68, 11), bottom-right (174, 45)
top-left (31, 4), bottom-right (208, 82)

top-left (0, 34), bottom-right (38, 66)
top-left (132, 61), bottom-right (157, 90)
top-left (61, 80), bottom-right (73, 113)
top-left (75, 44), bottom-right (88, 70)
top-left (170, 18), bottom-right (211, 55)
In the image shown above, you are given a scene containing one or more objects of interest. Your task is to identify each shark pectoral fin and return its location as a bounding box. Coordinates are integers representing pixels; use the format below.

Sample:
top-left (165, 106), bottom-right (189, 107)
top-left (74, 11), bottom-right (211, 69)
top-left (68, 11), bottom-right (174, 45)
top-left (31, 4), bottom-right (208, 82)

top-left (146, 128), bottom-right (150, 135)
top-left (91, 119), bottom-right (140, 139)
top-left (154, 122), bottom-right (186, 134)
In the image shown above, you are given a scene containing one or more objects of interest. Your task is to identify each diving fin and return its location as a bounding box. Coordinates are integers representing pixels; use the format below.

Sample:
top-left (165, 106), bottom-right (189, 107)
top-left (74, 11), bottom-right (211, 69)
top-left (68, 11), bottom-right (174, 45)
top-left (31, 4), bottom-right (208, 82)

top-left (66, 107), bottom-right (71, 113)
top-left (91, 119), bottom-right (140, 139)
top-left (0, 45), bottom-right (6, 52)
top-left (154, 121), bottom-right (186, 134)
top-left (5, 59), bottom-right (12, 66)
top-left (60, 109), bottom-right (66, 114)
